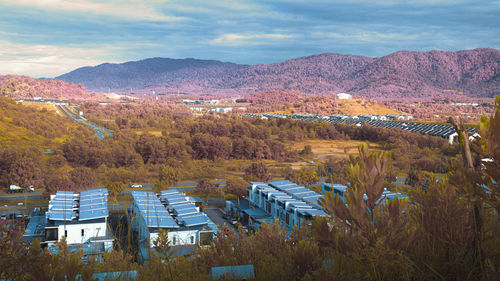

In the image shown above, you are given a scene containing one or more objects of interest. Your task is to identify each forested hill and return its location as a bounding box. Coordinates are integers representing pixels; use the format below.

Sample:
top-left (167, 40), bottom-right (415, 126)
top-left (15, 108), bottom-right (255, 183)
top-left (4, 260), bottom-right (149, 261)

top-left (57, 58), bottom-right (247, 93)
top-left (0, 75), bottom-right (93, 100)
top-left (0, 95), bottom-right (91, 148)
top-left (57, 48), bottom-right (500, 98)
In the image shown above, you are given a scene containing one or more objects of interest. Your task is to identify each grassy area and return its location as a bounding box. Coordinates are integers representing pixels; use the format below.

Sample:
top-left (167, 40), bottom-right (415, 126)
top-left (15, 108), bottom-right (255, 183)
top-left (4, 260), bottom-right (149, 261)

top-left (20, 102), bottom-right (59, 112)
top-left (288, 139), bottom-right (381, 159)
top-left (336, 99), bottom-right (401, 115)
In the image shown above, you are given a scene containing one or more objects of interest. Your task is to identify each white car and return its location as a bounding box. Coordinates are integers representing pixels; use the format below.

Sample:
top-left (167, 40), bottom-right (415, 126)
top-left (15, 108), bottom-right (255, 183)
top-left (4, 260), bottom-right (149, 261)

top-left (131, 184), bottom-right (142, 188)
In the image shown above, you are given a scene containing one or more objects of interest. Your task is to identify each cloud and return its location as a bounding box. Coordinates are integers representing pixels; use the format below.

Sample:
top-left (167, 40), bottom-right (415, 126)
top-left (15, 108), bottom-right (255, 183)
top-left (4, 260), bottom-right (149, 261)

top-left (210, 33), bottom-right (296, 46)
top-left (0, 0), bottom-right (185, 22)
top-left (314, 30), bottom-right (419, 43)
top-left (0, 40), bottom-right (119, 77)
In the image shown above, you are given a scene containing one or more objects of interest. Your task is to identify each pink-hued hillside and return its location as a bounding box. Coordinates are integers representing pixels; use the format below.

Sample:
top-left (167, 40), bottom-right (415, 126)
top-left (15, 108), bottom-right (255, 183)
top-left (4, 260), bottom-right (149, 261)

top-left (57, 48), bottom-right (500, 99)
top-left (0, 75), bottom-right (94, 100)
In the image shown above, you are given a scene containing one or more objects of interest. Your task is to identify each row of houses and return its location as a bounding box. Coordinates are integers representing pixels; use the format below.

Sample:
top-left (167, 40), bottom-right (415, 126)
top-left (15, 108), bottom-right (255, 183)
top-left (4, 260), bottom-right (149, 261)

top-left (129, 190), bottom-right (217, 262)
top-left (227, 180), bottom-right (328, 231)
top-left (245, 112), bottom-right (477, 144)
top-left (23, 188), bottom-right (218, 264)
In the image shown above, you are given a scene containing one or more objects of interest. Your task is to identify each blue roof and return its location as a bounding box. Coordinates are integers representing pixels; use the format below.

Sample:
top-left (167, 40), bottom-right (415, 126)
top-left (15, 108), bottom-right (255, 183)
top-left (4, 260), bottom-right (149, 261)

top-left (145, 216), bottom-right (179, 228)
top-left (174, 208), bottom-right (199, 216)
top-left (47, 210), bottom-right (77, 221)
top-left (76, 271), bottom-right (137, 281)
top-left (178, 214), bottom-right (209, 227)
top-left (79, 208), bottom-right (109, 221)
top-left (160, 189), bottom-right (180, 195)
top-left (210, 265), bottom-right (255, 280)
top-left (46, 188), bottom-right (108, 222)
top-left (166, 197), bottom-right (189, 205)
top-left (296, 208), bottom-right (327, 217)
top-left (131, 191), bottom-right (179, 229)
top-left (170, 202), bottom-right (197, 211)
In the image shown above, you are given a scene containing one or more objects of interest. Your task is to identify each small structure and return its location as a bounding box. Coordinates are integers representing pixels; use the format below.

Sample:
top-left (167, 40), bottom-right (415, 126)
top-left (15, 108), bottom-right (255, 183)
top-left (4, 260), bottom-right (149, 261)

top-left (321, 183), bottom-right (407, 205)
top-left (210, 265), bottom-right (255, 280)
top-left (337, 93), bottom-right (352, 99)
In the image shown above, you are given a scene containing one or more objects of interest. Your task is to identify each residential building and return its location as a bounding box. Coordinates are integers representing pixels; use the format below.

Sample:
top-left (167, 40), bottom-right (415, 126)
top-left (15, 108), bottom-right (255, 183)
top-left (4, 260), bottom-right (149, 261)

top-left (129, 190), bottom-right (217, 263)
top-left (243, 180), bottom-right (327, 230)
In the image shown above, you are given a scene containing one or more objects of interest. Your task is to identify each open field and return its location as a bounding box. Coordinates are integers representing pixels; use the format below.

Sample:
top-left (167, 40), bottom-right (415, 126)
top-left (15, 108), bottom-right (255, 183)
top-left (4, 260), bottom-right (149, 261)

top-left (336, 99), bottom-right (401, 115)
top-left (289, 139), bottom-right (382, 160)
top-left (134, 130), bottom-right (163, 136)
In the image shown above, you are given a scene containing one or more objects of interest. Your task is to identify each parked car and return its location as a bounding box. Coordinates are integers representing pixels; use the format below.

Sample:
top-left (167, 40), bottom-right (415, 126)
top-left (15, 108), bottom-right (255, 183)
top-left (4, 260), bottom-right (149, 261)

top-left (131, 184), bottom-right (142, 188)
top-left (230, 217), bottom-right (238, 225)
top-left (0, 214), bottom-right (6, 220)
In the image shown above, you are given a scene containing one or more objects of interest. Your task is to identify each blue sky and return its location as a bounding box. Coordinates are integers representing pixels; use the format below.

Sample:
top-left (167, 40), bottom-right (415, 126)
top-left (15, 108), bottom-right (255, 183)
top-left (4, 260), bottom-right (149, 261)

top-left (0, 0), bottom-right (499, 77)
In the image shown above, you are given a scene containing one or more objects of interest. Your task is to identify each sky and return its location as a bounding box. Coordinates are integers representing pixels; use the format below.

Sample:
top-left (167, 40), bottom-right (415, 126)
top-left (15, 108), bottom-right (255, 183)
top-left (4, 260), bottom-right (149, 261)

top-left (0, 0), bottom-right (499, 78)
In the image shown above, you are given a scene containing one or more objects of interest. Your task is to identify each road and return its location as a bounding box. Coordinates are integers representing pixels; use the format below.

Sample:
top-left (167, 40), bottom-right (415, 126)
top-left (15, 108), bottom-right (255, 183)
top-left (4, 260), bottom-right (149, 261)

top-left (204, 208), bottom-right (238, 234)
top-left (57, 105), bottom-right (113, 140)
top-left (124, 180), bottom-right (227, 191)
top-left (0, 191), bottom-right (43, 201)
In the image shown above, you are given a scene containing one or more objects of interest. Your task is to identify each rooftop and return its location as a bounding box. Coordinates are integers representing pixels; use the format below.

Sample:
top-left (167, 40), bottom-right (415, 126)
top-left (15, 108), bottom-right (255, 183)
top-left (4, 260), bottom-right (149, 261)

top-left (46, 188), bottom-right (109, 223)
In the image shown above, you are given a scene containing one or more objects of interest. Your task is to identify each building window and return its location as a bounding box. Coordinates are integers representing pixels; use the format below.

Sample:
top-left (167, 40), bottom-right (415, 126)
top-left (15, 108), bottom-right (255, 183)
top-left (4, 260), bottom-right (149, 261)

top-left (64, 230), bottom-right (67, 237)
top-left (81, 229), bottom-right (84, 236)
top-left (173, 236), bottom-right (176, 245)
top-left (190, 236), bottom-right (194, 244)
top-left (45, 228), bottom-right (58, 241)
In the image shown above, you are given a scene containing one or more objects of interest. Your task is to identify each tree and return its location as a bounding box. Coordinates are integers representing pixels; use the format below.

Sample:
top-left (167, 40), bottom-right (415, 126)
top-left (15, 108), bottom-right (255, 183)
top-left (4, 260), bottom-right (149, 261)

top-left (196, 179), bottom-right (217, 203)
top-left (8, 156), bottom-right (43, 188)
top-left (292, 168), bottom-right (319, 186)
top-left (225, 176), bottom-right (248, 203)
top-left (154, 165), bottom-right (182, 193)
top-left (106, 181), bottom-right (124, 200)
top-left (244, 162), bottom-right (270, 182)
top-left (405, 167), bottom-right (425, 187)
top-left (69, 167), bottom-right (96, 189)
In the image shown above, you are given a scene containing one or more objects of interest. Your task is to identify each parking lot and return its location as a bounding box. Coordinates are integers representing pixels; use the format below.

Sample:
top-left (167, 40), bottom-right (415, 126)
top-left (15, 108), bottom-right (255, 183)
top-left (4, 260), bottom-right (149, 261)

top-left (204, 208), bottom-right (238, 233)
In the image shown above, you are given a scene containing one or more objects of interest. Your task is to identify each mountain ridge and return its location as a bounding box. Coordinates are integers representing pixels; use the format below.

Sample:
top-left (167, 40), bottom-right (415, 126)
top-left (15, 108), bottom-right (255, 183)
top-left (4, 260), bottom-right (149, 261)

top-left (56, 48), bottom-right (500, 98)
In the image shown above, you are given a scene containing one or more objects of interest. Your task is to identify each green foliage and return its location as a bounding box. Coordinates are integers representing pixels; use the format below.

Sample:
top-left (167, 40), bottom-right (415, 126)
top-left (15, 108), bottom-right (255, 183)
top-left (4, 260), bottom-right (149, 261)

top-left (285, 167), bottom-right (319, 187)
top-left (154, 165), bottom-right (183, 193)
top-left (106, 181), bottom-right (125, 199)
top-left (224, 176), bottom-right (248, 199)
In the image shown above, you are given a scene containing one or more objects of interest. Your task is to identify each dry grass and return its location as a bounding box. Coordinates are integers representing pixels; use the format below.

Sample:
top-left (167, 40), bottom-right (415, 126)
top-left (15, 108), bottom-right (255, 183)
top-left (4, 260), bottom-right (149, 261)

top-left (336, 99), bottom-right (401, 115)
top-left (285, 139), bottom-right (382, 169)
top-left (134, 130), bottom-right (163, 136)
top-left (21, 102), bottom-right (59, 112)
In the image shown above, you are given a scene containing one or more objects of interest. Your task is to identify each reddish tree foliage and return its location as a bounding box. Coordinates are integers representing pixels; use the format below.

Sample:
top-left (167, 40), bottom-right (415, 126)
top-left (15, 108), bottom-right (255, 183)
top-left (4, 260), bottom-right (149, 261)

top-left (244, 162), bottom-right (270, 182)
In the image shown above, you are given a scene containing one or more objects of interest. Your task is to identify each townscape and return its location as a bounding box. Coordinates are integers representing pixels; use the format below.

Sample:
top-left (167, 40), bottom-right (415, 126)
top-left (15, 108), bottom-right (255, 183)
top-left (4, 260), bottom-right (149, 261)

top-left (1, 1), bottom-right (500, 280)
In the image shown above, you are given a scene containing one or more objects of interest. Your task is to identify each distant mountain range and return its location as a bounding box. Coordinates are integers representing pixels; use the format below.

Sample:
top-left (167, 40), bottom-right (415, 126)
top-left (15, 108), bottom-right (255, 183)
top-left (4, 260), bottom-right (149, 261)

top-left (57, 48), bottom-right (500, 98)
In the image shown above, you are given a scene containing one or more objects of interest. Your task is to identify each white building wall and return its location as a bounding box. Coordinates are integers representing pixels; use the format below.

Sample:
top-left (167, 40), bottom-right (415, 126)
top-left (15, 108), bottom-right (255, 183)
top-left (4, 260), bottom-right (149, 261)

top-left (57, 221), bottom-right (107, 244)
top-left (149, 230), bottom-right (199, 247)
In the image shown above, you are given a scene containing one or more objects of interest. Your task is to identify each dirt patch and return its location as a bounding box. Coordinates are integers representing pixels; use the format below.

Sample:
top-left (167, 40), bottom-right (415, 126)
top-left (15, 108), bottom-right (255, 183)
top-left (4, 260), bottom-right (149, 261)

top-left (286, 139), bottom-right (382, 169)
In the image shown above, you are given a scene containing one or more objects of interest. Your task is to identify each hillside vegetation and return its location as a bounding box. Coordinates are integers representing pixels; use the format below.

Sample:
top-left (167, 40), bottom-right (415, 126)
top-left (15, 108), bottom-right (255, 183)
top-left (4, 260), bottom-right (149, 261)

top-left (57, 48), bottom-right (500, 98)
top-left (0, 75), bottom-right (94, 100)
top-left (242, 90), bottom-right (400, 115)
top-left (0, 96), bottom-right (91, 147)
